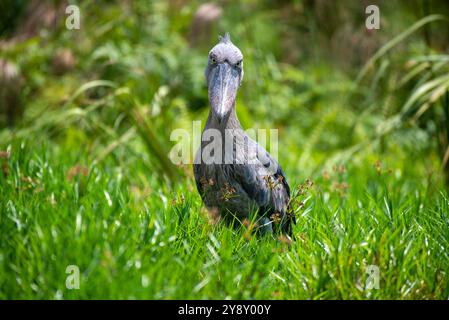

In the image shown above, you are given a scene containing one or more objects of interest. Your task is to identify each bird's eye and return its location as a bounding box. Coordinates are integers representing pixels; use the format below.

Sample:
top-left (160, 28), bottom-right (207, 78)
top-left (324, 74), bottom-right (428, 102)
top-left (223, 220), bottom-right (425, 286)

top-left (235, 60), bottom-right (242, 68)
top-left (210, 56), bottom-right (217, 64)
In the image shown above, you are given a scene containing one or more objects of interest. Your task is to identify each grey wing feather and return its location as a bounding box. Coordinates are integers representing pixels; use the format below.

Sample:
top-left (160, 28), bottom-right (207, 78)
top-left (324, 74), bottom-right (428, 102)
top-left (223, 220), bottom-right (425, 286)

top-left (233, 149), bottom-right (294, 235)
top-left (193, 163), bottom-right (203, 195)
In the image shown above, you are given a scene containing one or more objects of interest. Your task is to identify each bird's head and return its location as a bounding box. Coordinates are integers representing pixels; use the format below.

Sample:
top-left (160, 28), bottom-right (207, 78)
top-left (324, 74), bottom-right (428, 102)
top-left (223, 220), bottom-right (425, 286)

top-left (205, 33), bottom-right (243, 124)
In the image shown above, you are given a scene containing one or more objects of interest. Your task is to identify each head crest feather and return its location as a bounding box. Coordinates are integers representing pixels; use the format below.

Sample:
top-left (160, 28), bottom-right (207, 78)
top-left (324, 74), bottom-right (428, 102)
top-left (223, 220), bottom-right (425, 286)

top-left (219, 32), bottom-right (231, 44)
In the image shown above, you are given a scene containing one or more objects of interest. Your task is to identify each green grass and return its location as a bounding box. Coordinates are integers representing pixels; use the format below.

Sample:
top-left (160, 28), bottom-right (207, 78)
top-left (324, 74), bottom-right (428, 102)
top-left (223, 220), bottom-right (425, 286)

top-left (1, 140), bottom-right (448, 299)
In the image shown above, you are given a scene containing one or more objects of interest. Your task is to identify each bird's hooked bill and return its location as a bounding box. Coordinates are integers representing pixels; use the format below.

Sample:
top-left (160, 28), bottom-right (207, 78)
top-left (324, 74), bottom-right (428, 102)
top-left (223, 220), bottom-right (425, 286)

top-left (208, 62), bottom-right (239, 124)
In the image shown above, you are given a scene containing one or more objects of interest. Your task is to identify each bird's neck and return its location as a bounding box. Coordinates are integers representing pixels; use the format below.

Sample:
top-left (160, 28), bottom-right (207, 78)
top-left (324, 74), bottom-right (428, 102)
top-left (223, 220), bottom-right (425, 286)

top-left (202, 106), bottom-right (245, 158)
top-left (206, 105), bottom-right (243, 133)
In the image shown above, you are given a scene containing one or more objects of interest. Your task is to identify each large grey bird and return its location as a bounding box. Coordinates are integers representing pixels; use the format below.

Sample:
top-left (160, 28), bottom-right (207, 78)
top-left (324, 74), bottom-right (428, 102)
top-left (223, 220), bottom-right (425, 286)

top-left (193, 33), bottom-right (294, 236)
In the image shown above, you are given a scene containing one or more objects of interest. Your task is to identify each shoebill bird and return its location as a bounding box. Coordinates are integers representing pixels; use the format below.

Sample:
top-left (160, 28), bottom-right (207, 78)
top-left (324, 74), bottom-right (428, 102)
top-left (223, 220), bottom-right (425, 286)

top-left (193, 33), bottom-right (294, 236)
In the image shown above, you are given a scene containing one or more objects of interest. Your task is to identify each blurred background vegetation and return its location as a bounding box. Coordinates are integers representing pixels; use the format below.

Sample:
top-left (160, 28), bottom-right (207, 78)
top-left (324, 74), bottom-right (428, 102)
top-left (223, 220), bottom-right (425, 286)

top-left (1, 0), bottom-right (449, 188)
